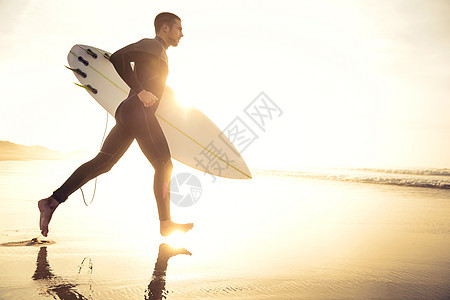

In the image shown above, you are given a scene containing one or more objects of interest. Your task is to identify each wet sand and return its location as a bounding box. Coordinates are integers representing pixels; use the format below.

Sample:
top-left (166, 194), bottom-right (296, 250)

top-left (0, 157), bottom-right (449, 299)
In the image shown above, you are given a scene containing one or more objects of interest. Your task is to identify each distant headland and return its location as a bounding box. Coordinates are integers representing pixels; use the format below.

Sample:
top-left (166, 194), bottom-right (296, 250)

top-left (0, 141), bottom-right (85, 161)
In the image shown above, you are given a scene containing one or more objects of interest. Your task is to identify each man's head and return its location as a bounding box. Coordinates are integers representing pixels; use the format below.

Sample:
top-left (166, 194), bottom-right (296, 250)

top-left (154, 12), bottom-right (183, 47)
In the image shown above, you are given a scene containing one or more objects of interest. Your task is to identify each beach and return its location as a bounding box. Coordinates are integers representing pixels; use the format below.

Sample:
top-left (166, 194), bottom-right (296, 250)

top-left (0, 156), bottom-right (449, 299)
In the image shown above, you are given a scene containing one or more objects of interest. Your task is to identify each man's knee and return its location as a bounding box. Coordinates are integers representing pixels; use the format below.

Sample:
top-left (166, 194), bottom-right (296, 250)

top-left (100, 161), bottom-right (115, 174)
top-left (93, 152), bottom-right (116, 174)
top-left (155, 158), bottom-right (172, 172)
top-left (163, 158), bottom-right (173, 172)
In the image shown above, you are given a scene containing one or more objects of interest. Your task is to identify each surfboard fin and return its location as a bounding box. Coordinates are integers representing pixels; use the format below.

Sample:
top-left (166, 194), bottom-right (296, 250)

top-left (78, 44), bottom-right (110, 60)
top-left (74, 82), bottom-right (98, 94)
top-left (86, 48), bottom-right (98, 59)
top-left (77, 56), bottom-right (89, 66)
top-left (65, 65), bottom-right (87, 78)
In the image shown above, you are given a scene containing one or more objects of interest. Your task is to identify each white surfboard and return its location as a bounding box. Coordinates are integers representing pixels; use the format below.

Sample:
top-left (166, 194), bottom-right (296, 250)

top-left (67, 44), bottom-right (251, 179)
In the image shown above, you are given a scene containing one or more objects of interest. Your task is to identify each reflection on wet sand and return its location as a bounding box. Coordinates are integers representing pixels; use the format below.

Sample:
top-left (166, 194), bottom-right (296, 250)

top-left (0, 237), bottom-right (55, 247)
top-left (32, 246), bottom-right (89, 299)
top-left (32, 243), bottom-right (191, 300)
top-left (32, 247), bottom-right (88, 299)
top-left (146, 243), bottom-right (192, 300)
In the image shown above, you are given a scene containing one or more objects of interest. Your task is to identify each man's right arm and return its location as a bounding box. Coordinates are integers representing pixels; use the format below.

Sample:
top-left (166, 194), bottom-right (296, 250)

top-left (109, 43), bottom-right (146, 94)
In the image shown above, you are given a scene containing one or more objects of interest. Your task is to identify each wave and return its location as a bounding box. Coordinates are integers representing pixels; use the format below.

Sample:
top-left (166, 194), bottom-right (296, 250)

top-left (350, 168), bottom-right (450, 177)
top-left (255, 168), bottom-right (450, 190)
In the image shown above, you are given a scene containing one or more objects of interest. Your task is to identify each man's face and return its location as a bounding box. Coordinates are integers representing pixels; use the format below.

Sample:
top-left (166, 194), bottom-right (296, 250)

top-left (167, 19), bottom-right (183, 47)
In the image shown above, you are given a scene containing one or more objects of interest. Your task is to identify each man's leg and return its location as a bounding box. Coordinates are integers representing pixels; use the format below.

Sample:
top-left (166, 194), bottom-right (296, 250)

top-left (121, 99), bottom-right (193, 236)
top-left (38, 123), bottom-right (134, 236)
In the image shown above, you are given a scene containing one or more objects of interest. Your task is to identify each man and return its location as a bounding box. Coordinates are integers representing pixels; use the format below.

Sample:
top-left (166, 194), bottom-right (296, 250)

top-left (38, 12), bottom-right (193, 237)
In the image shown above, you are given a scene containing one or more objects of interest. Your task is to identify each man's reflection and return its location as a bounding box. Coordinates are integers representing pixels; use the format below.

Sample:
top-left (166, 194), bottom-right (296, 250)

top-left (145, 243), bottom-right (192, 300)
top-left (32, 243), bottom-right (191, 299)
top-left (32, 246), bottom-right (88, 299)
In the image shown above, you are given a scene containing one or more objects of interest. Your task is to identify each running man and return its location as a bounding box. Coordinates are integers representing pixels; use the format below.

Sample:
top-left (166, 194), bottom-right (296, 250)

top-left (38, 12), bottom-right (193, 237)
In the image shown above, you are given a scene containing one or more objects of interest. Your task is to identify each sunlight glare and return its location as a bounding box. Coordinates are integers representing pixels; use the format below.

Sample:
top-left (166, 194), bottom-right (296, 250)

top-left (163, 231), bottom-right (189, 249)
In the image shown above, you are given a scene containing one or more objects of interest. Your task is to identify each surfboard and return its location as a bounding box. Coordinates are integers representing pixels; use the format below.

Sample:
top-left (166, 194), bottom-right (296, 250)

top-left (67, 44), bottom-right (251, 179)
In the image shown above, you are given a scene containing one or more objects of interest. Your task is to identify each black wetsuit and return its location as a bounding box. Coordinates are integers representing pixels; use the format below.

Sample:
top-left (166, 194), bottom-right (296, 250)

top-left (51, 37), bottom-right (173, 218)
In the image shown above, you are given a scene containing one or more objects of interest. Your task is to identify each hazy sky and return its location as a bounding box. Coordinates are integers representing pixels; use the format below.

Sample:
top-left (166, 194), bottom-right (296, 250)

top-left (0, 0), bottom-right (449, 170)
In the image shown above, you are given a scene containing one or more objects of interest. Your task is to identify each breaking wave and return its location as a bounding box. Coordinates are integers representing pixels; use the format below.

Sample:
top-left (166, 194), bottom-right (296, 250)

top-left (257, 168), bottom-right (450, 190)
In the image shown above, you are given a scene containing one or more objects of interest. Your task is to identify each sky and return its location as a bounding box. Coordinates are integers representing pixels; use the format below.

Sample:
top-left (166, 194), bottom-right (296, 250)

top-left (0, 0), bottom-right (449, 170)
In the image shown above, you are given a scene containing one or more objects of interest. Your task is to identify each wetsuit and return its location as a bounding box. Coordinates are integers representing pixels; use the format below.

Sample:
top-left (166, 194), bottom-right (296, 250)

top-left (51, 37), bottom-right (172, 220)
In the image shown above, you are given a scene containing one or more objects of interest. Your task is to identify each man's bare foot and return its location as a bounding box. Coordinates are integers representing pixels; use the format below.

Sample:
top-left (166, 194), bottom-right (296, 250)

top-left (38, 197), bottom-right (60, 237)
top-left (160, 220), bottom-right (194, 237)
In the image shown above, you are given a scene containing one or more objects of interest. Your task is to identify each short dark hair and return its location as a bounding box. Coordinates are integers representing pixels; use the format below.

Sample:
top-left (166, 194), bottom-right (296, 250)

top-left (154, 12), bottom-right (181, 33)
